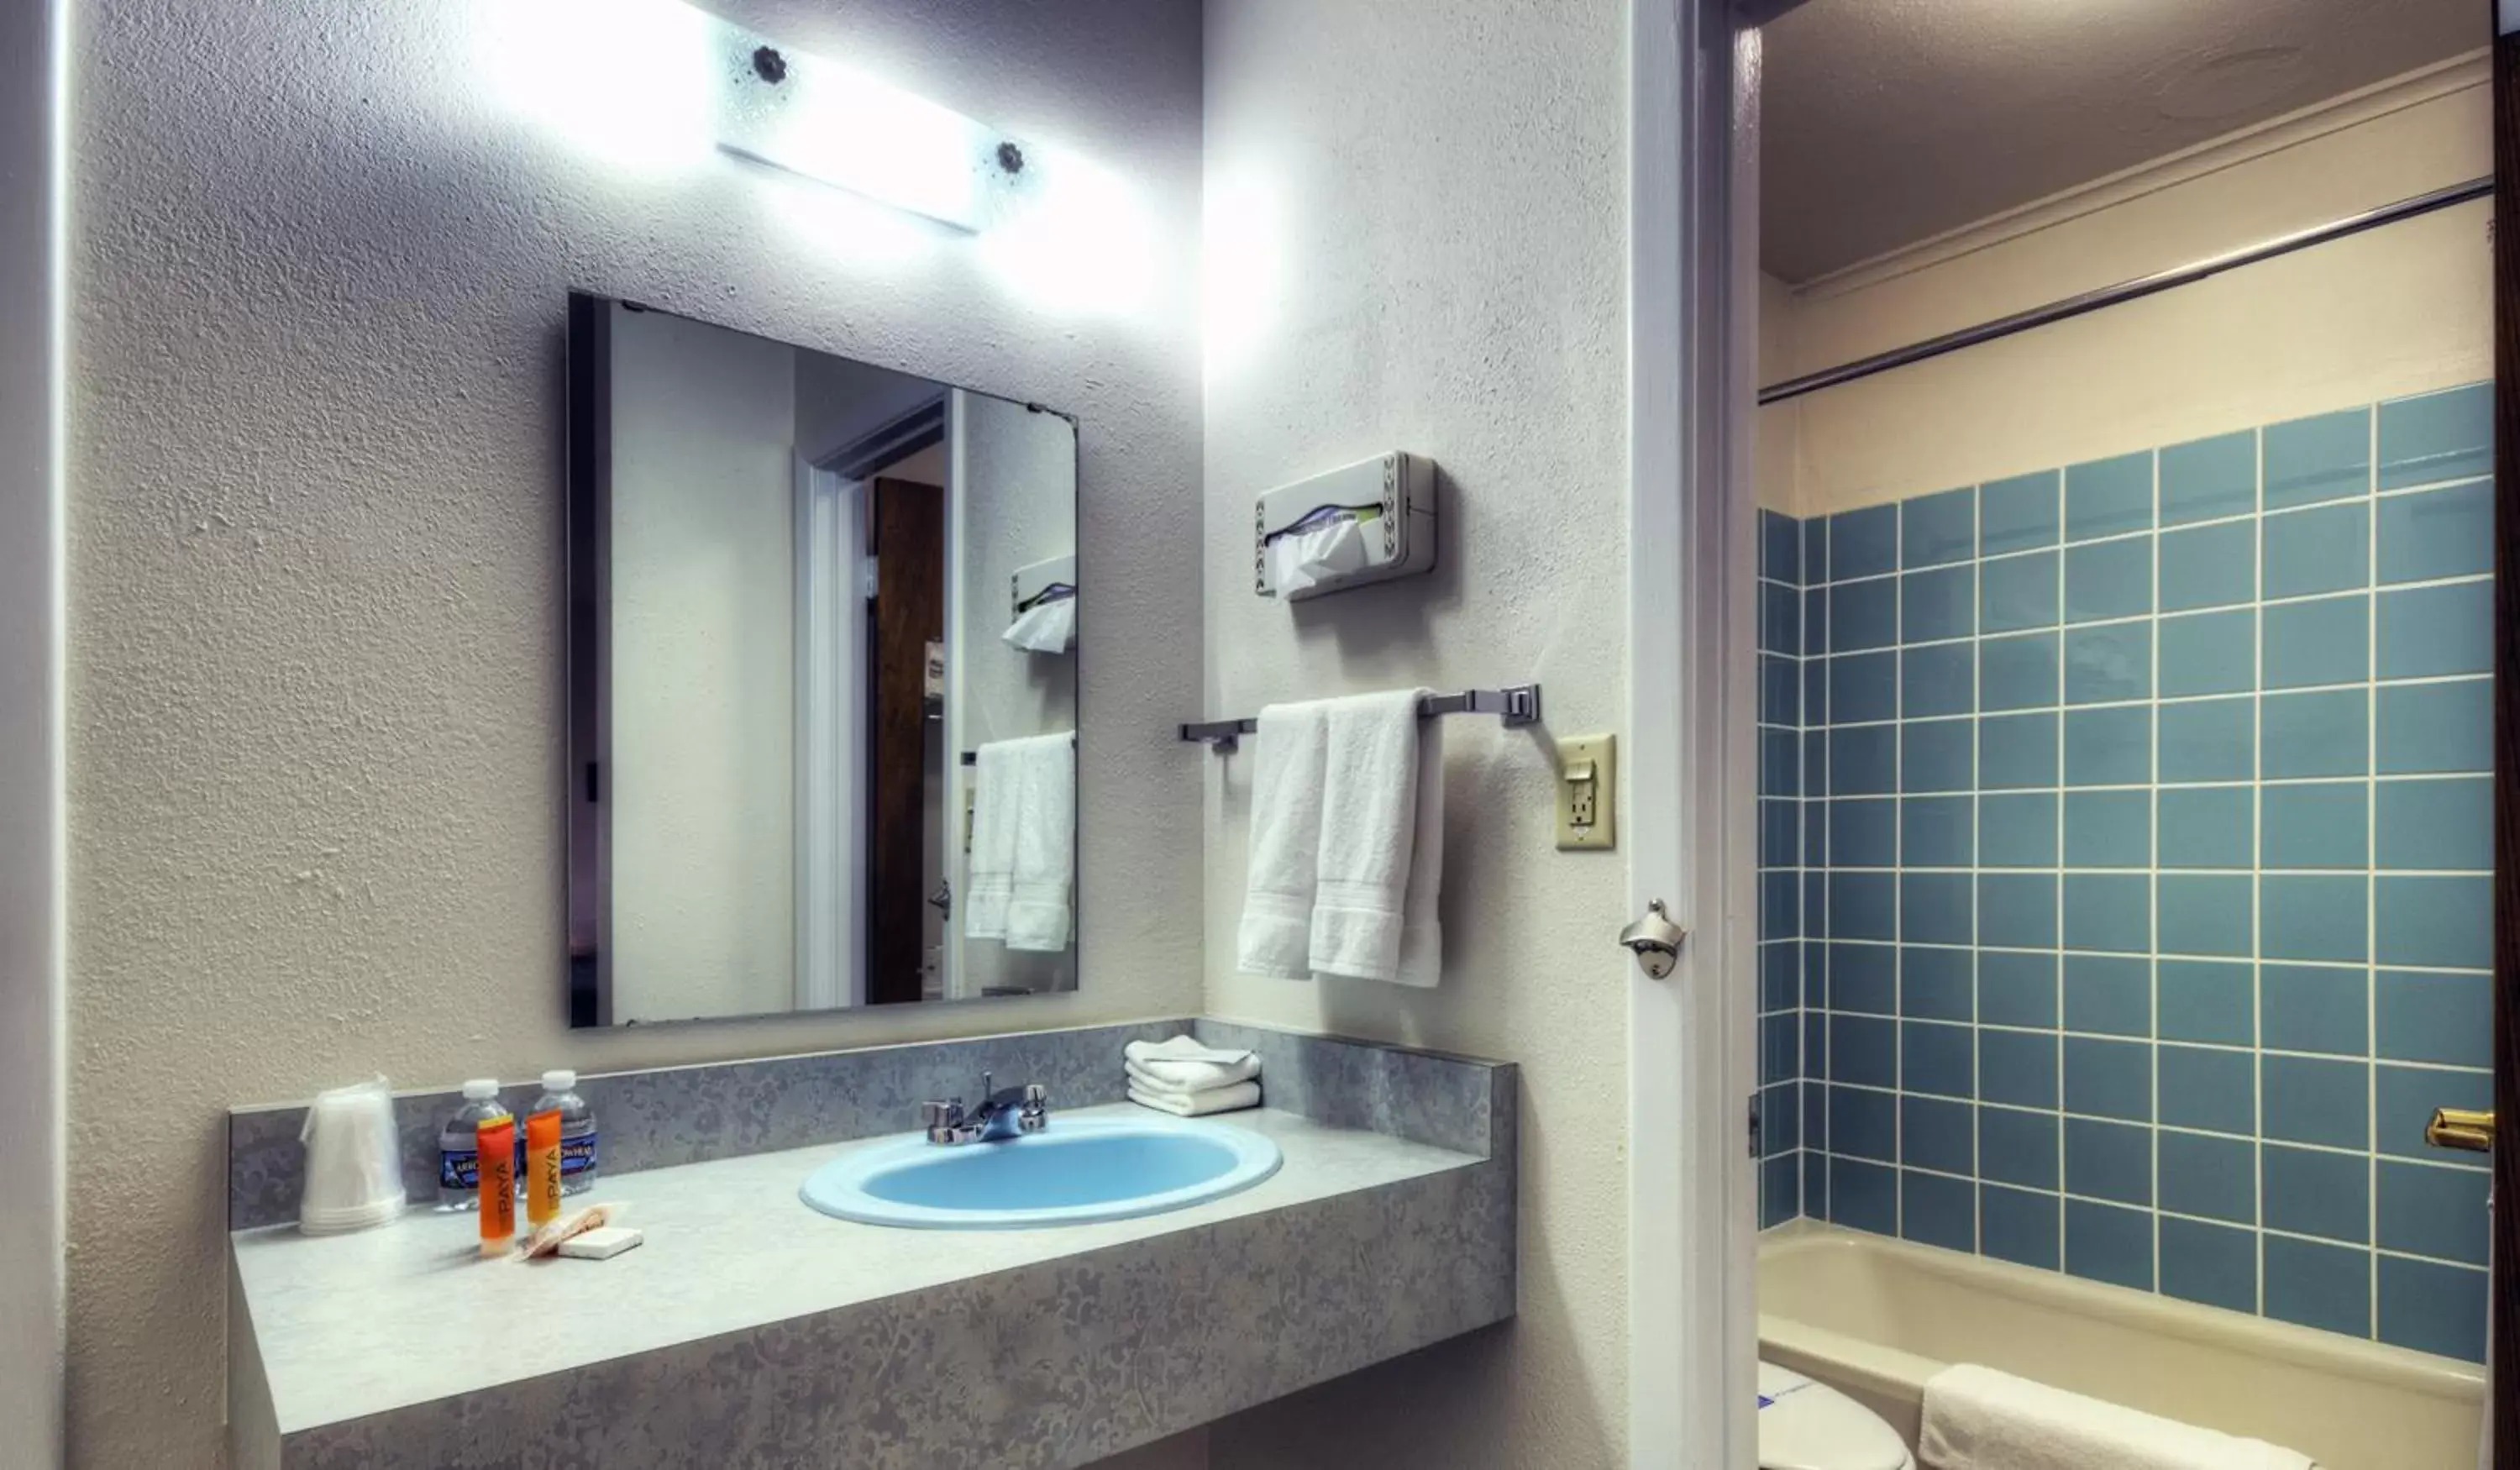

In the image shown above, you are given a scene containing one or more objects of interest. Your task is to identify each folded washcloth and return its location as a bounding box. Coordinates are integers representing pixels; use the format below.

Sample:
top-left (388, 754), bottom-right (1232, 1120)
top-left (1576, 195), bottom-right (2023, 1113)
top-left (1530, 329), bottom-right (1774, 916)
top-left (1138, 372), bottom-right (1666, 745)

top-left (1127, 1059), bottom-right (1262, 1097)
top-left (1125, 1037), bottom-right (1261, 1093)
top-left (1919, 1364), bottom-right (2318, 1470)
top-left (1128, 1081), bottom-right (1262, 1117)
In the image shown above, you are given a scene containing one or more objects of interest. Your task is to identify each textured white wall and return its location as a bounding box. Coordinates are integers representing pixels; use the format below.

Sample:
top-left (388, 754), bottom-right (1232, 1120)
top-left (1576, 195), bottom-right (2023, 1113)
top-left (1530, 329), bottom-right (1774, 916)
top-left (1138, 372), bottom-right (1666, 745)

top-left (64, 0), bottom-right (1203, 1463)
top-left (607, 306), bottom-right (800, 1022)
top-left (0, 0), bottom-right (62, 1462)
top-left (1200, 0), bottom-right (1630, 1464)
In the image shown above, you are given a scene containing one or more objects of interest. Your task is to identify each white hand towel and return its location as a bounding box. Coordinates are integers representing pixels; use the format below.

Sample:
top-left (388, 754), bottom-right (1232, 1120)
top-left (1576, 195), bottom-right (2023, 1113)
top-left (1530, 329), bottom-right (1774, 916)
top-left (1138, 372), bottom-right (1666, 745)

top-left (1309, 690), bottom-right (1426, 983)
top-left (964, 742), bottom-right (1016, 941)
top-left (1128, 1081), bottom-right (1262, 1117)
top-left (1001, 732), bottom-right (1076, 953)
top-left (1236, 702), bottom-right (1331, 979)
top-left (1393, 705), bottom-right (1444, 988)
top-left (1126, 1037), bottom-right (1262, 1093)
top-left (1919, 1364), bottom-right (2317, 1470)
top-left (966, 733), bottom-right (1074, 948)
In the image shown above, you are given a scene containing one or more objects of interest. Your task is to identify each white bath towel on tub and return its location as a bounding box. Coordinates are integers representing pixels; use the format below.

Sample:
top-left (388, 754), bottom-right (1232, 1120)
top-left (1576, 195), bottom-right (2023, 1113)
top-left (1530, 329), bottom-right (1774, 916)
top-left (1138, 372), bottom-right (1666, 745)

top-left (1919, 1364), bottom-right (2316, 1470)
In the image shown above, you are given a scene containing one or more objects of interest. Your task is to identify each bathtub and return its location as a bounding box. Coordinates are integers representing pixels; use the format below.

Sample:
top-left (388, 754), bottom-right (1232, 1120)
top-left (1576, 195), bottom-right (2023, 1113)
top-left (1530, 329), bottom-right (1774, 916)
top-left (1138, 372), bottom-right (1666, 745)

top-left (1759, 1222), bottom-right (2486, 1470)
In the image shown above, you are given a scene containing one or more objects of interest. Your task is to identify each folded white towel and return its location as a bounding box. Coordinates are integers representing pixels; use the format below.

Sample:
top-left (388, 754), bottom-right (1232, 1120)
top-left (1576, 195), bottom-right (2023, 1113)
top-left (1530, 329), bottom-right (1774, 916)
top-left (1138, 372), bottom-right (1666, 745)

top-left (1919, 1364), bottom-right (2317, 1470)
top-left (966, 733), bottom-right (1075, 951)
top-left (1128, 1058), bottom-right (1261, 1096)
top-left (1309, 690), bottom-right (1427, 983)
top-left (1236, 702), bottom-right (1330, 979)
top-left (1128, 1081), bottom-right (1262, 1117)
top-left (1125, 1036), bottom-right (1257, 1068)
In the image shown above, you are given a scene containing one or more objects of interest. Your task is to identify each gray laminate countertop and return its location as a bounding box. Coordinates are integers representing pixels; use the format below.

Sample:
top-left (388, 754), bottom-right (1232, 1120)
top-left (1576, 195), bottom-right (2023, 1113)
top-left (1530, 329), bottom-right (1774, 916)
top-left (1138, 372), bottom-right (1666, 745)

top-left (230, 1103), bottom-right (1478, 1442)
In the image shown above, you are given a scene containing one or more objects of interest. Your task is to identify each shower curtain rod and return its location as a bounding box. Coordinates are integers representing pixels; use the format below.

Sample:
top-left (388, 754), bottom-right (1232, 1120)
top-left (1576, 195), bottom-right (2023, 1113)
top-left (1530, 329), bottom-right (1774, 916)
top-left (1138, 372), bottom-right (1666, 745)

top-left (1756, 176), bottom-right (2493, 406)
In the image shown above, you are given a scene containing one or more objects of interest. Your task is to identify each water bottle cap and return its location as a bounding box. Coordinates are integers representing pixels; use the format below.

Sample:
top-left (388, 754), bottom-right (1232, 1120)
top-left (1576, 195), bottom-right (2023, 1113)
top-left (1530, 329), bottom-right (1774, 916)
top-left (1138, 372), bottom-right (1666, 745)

top-left (461, 1078), bottom-right (499, 1100)
top-left (542, 1069), bottom-right (577, 1093)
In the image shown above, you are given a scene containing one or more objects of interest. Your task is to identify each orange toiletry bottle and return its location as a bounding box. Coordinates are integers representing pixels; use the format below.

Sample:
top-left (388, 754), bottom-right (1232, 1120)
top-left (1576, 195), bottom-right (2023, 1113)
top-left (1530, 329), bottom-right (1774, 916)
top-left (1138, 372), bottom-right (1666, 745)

top-left (477, 1116), bottom-right (517, 1257)
top-left (525, 1110), bottom-right (563, 1229)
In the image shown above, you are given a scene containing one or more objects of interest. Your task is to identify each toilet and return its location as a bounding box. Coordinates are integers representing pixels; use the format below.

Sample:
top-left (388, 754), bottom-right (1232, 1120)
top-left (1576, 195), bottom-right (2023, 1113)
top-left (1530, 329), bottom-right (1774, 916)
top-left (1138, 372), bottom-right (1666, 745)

top-left (1758, 1361), bottom-right (1914, 1470)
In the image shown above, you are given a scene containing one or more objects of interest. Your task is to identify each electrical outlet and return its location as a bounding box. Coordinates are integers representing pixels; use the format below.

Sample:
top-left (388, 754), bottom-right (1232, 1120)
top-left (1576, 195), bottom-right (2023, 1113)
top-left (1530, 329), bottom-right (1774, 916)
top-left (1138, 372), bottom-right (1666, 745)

top-left (1556, 735), bottom-right (1615, 851)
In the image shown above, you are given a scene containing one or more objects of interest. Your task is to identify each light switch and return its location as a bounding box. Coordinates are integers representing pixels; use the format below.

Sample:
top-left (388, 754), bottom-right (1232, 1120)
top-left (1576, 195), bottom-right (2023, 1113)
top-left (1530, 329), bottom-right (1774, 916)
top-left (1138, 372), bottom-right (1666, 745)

top-left (1556, 735), bottom-right (1615, 850)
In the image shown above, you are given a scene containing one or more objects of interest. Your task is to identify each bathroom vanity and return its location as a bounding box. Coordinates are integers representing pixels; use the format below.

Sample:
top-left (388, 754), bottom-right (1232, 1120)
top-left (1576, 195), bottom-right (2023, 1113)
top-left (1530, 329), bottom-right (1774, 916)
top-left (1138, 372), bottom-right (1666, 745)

top-left (217, 242), bottom-right (1521, 1470)
top-left (226, 1022), bottom-right (1516, 1468)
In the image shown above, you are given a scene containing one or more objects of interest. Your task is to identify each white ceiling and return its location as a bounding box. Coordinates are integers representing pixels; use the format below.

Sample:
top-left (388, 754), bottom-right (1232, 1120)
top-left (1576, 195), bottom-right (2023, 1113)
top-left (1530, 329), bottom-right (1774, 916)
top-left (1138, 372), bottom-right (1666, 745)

top-left (1760, 0), bottom-right (2484, 284)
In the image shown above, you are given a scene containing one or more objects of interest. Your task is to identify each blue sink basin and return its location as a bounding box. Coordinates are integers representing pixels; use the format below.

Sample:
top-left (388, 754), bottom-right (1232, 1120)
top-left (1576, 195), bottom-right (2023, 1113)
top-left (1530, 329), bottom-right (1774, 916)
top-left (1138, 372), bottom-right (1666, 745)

top-left (800, 1116), bottom-right (1284, 1230)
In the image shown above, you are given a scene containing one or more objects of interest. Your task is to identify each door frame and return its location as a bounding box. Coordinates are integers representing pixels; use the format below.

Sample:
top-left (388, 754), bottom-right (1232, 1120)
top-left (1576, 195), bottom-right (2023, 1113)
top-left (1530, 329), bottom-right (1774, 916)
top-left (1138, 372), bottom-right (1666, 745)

top-left (793, 459), bottom-right (869, 1011)
top-left (1628, 0), bottom-right (1761, 1464)
top-left (795, 399), bottom-right (945, 1011)
top-left (2490, 4), bottom-right (2518, 1463)
top-left (0, 0), bottom-right (66, 1462)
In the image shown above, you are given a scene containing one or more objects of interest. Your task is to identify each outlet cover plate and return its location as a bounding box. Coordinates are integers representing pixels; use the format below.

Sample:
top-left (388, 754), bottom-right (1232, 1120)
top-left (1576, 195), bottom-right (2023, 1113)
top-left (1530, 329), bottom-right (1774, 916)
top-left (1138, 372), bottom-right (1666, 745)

top-left (1556, 734), bottom-right (1615, 850)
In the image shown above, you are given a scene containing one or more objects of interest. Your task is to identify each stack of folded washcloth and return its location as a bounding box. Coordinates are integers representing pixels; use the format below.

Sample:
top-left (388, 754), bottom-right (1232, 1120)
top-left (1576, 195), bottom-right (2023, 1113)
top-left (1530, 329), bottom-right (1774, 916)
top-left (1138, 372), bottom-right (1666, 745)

top-left (1125, 1036), bottom-right (1263, 1117)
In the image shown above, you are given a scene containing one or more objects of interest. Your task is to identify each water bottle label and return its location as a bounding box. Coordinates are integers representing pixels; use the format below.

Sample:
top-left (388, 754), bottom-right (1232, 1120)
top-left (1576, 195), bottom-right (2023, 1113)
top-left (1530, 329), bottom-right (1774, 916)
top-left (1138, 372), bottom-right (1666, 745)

top-left (559, 1131), bottom-right (599, 1179)
top-left (438, 1147), bottom-right (480, 1191)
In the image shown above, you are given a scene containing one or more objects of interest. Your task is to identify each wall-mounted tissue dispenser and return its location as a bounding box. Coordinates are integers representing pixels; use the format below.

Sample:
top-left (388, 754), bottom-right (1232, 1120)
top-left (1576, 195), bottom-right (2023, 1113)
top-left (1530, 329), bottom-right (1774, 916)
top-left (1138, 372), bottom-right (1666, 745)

top-left (1011, 554), bottom-right (1075, 616)
top-left (1005, 554), bottom-right (1077, 654)
top-left (1254, 453), bottom-right (1436, 600)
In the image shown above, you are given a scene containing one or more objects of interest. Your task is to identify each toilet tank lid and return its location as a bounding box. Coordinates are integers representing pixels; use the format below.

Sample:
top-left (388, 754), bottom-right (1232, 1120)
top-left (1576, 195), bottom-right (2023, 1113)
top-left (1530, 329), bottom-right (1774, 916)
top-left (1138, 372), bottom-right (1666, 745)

top-left (1757, 1362), bottom-right (1912, 1470)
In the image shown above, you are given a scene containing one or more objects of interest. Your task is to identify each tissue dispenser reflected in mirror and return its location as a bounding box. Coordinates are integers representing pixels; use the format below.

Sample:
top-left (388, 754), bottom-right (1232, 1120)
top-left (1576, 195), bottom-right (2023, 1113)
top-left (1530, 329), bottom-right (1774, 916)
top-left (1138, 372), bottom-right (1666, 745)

top-left (1254, 452), bottom-right (1436, 601)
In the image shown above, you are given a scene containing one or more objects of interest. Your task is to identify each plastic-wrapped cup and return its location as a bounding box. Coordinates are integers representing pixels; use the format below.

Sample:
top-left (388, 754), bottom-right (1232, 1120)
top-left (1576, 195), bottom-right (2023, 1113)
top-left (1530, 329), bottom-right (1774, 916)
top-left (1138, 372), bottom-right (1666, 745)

top-left (298, 1076), bottom-right (407, 1234)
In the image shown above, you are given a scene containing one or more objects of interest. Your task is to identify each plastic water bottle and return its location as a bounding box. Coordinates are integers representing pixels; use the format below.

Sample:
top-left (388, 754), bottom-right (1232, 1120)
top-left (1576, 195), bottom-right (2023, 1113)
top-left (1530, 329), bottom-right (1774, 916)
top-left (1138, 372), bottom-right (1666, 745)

top-left (524, 1069), bottom-right (599, 1194)
top-left (436, 1079), bottom-right (510, 1211)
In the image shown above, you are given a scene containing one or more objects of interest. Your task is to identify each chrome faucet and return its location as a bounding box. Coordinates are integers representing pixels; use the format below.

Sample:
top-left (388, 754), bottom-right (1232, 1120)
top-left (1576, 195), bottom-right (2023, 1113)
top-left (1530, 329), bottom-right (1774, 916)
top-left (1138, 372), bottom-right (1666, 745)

top-left (921, 1072), bottom-right (1048, 1145)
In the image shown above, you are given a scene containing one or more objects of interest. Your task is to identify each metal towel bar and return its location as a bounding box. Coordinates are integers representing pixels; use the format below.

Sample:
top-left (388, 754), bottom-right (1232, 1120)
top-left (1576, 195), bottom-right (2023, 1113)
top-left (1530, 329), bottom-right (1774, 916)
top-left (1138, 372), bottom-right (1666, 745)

top-left (1178, 684), bottom-right (1542, 753)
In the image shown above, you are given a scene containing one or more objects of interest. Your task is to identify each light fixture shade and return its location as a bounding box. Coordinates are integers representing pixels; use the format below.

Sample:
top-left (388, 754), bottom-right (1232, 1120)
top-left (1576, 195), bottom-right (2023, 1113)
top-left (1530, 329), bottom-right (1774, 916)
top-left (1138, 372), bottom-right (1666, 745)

top-left (697, 8), bottom-right (1036, 233)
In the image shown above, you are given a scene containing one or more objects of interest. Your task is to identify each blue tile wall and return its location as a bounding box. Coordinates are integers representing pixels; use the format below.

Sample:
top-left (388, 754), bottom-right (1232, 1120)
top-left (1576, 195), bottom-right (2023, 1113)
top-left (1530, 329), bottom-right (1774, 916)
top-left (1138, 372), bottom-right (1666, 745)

top-left (1756, 507), bottom-right (1808, 1228)
top-left (1754, 386), bottom-right (2494, 1363)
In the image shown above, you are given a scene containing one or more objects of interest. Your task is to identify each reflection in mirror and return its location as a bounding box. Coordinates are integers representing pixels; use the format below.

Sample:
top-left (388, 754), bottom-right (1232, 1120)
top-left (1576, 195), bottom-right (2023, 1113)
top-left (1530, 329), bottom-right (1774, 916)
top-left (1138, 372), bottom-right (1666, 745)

top-left (565, 293), bottom-right (1079, 1026)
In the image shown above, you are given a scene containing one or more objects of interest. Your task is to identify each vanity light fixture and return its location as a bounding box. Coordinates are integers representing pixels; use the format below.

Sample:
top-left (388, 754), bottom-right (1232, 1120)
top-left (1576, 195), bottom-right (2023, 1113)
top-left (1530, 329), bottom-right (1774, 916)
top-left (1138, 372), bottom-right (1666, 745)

top-left (700, 6), bottom-right (1037, 233)
top-left (516, 0), bottom-right (1041, 231)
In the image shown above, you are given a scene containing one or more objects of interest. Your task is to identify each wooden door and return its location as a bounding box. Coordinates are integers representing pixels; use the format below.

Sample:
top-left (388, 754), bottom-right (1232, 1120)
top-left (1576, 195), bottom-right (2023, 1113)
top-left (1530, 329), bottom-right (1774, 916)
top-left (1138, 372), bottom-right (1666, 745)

top-left (867, 476), bottom-right (944, 1005)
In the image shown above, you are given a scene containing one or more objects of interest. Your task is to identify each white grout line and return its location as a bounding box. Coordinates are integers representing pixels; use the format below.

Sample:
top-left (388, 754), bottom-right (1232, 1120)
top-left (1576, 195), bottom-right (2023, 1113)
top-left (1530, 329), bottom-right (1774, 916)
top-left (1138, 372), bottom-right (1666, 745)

top-left (2361, 406), bottom-right (2383, 1338)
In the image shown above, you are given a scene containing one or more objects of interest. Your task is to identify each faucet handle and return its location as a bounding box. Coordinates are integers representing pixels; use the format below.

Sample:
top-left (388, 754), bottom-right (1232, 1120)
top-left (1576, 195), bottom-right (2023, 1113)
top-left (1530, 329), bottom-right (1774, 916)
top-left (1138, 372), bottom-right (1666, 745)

top-left (1022, 1083), bottom-right (1047, 1108)
top-left (920, 1100), bottom-right (955, 1129)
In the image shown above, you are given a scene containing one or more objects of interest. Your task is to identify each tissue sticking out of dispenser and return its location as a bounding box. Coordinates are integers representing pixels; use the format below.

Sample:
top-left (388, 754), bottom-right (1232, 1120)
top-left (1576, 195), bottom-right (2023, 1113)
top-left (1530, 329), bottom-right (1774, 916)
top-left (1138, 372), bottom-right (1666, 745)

top-left (1254, 453), bottom-right (1436, 600)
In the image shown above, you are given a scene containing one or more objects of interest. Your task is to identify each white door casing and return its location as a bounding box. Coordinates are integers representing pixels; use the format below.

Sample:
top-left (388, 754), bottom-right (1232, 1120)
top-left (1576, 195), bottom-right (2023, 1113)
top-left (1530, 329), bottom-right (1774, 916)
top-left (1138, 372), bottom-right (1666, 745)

top-left (0, 0), bottom-right (66, 1463)
top-left (1629, 0), bottom-right (1760, 1465)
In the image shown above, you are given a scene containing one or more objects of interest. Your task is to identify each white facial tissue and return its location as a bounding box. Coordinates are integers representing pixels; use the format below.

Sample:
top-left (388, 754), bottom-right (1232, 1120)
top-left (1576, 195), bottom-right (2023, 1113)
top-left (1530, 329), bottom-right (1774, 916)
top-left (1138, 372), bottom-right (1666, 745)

top-left (1002, 596), bottom-right (1077, 654)
top-left (1266, 518), bottom-right (1370, 595)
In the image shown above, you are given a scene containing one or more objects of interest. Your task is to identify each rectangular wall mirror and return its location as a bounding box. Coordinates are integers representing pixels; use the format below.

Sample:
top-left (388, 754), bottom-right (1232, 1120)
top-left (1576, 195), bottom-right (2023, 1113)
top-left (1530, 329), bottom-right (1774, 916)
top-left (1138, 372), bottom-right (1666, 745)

top-left (565, 293), bottom-right (1079, 1026)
